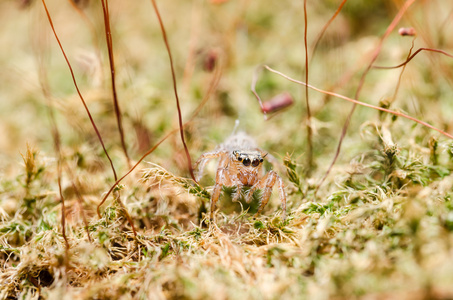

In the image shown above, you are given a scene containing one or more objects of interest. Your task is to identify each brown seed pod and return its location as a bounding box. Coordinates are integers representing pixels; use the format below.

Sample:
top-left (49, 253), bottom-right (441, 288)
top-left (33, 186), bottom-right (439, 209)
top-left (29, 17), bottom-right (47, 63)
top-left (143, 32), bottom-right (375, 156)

top-left (203, 50), bottom-right (217, 72)
top-left (262, 92), bottom-right (294, 114)
top-left (398, 27), bottom-right (417, 36)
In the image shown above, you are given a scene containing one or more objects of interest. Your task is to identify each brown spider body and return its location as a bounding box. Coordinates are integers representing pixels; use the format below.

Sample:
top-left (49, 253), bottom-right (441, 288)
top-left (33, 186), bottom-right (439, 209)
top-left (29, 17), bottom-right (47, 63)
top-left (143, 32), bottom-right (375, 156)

top-left (195, 132), bottom-right (287, 220)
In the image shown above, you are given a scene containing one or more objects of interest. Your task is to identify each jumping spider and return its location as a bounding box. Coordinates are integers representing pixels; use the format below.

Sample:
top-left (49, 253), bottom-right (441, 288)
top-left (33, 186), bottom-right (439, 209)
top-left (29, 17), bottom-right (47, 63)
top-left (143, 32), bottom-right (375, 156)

top-left (195, 132), bottom-right (287, 220)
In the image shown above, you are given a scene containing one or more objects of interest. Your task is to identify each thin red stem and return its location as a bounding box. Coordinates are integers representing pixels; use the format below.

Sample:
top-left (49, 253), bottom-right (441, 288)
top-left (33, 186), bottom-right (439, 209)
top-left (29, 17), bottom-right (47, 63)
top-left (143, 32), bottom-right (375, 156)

top-left (320, 0), bottom-right (416, 191)
top-left (100, 0), bottom-right (131, 167)
top-left (42, 0), bottom-right (138, 237)
top-left (150, 0), bottom-right (196, 182)
top-left (310, 0), bottom-right (348, 63)
top-left (251, 65), bottom-right (267, 118)
top-left (390, 38), bottom-right (415, 103)
top-left (373, 47), bottom-right (453, 69)
top-left (303, 0), bottom-right (313, 173)
top-left (34, 32), bottom-right (70, 264)
top-left (262, 65), bottom-right (453, 140)
top-left (98, 61), bottom-right (223, 216)
top-left (41, 0), bottom-right (118, 181)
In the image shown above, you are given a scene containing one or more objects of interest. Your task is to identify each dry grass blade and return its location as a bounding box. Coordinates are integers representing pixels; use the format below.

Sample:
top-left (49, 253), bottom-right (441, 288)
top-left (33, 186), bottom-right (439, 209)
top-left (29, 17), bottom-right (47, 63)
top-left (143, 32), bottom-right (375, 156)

top-left (142, 163), bottom-right (210, 200)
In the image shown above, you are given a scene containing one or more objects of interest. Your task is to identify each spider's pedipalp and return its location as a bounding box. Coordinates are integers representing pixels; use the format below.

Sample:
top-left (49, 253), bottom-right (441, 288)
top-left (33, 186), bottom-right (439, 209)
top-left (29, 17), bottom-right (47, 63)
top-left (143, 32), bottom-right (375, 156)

top-left (231, 183), bottom-right (244, 202)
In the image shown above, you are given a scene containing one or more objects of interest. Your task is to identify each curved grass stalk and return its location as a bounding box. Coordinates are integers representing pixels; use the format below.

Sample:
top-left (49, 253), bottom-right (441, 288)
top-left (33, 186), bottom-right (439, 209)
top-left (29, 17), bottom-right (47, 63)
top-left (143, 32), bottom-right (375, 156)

top-left (261, 65), bottom-right (453, 141)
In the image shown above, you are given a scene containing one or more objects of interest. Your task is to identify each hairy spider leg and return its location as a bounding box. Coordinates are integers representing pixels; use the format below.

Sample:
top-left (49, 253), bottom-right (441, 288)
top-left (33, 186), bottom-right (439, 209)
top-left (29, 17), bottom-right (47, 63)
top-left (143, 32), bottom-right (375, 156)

top-left (231, 181), bottom-right (244, 202)
top-left (246, 170), bottom-right (287, 219)
top-left (210, 157), bottom-right (234, 220)
top-left (194, 150), bottom-right (228, 182)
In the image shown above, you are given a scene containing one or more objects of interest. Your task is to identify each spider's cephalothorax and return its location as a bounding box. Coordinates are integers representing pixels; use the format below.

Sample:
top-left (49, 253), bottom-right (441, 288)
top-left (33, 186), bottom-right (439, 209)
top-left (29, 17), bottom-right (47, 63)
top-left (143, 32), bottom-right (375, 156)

top-left (231, 150), bottom-right (265, 186)
top-left (195, 132), bottom-right (287, 220)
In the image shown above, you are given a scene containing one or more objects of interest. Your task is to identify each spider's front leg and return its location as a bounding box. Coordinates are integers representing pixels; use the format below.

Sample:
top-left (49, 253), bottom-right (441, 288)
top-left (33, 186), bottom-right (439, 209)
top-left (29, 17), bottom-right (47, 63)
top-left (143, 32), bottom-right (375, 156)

top-left (194, 151), bottom-right (227, 182)
top-left (210, 161), bottom-right (233, 220)
top-left (246, 170), bottom-right (287, 219)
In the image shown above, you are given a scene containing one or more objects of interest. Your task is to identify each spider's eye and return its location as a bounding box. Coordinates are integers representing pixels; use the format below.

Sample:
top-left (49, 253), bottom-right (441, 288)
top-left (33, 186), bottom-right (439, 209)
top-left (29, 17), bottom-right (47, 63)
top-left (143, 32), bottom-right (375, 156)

top-left (252, 159), bottom-right (260, 167)
top-left (243, 158), bottom-right (251, 166)
top-left (260, 158), bottom-right (264, 163)
top-left (237, 156), bottom-right (243, 162)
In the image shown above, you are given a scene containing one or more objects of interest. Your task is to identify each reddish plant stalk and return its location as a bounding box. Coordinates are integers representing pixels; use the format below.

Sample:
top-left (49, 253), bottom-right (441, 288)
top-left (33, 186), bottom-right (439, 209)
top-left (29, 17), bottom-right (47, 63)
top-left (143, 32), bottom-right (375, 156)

top-left (50, 113), bottom-right (70, 267)
top-left (42, 0), bottom-right (137, 237)
top-left (396, 1), bottom-right (453, 88)
top-left (67, 0), bottom-right (97, 37)
top-left (98, 61), bottom-right (223, 215)
top-left (261, 65), bottom-right (453, 140)
top-left (318, 0), bottom-right (417, 191)
top-left (67, 0), bottom-right (104, 86)
top-left (34, 35), bottom-right (70, 265)
top-left (98, 131), bottom-right (173, 218)
top-left (306, 0), bottom-right (348, 117)
top-left (250, 67), bottom-right (294, 117)
top-left (251, 66), bottom-right (267, 118)
top-left (310, 0), bottom-right (348, 62)
top-left (100, 0), bottom-right (131, 167)
top-left (65, 168), bottom-right (93, 242)
top-left (150, 0), bottom-right (196, 182)
top-left (39, 58), bottom-right (93, 247)
top-left (303, 0), bottom-right (313, 173)
top-left (373, 47), bottom-right (453, 69)
top-left (41, 0), bottom-right (118, 181)
top-left (390, 38), bottom-right (415, 103)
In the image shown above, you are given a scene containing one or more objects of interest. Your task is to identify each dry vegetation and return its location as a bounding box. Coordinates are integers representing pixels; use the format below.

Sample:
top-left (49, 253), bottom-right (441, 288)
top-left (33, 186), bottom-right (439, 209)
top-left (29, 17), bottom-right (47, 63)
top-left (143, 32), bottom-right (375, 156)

top-left (1, 0), bottom-right (453, 299)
